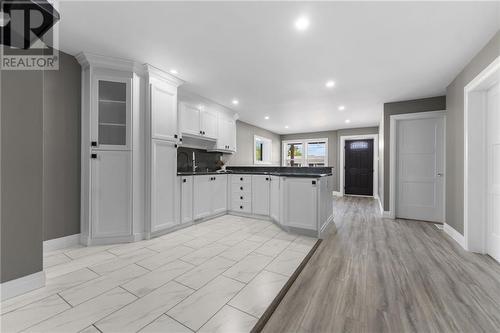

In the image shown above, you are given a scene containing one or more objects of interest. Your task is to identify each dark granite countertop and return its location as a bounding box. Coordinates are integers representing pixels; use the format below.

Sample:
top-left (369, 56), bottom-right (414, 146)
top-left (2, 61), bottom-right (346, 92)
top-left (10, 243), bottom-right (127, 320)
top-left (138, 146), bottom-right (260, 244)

top-left (177, 166), bottom-right (333, 178)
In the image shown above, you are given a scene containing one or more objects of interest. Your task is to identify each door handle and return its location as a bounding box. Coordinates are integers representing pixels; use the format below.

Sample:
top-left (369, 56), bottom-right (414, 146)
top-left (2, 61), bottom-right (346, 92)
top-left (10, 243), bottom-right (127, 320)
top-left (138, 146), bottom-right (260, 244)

top-left (437, 173), bottom-right (444, 177)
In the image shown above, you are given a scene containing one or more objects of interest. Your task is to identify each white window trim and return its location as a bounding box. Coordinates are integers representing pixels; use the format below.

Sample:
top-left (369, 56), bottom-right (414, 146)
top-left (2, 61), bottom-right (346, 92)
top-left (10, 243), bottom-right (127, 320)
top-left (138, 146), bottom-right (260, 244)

top-left (282, 138), bottom-right (329, 167)
top-left (254, 135), bottom-right (273, 165)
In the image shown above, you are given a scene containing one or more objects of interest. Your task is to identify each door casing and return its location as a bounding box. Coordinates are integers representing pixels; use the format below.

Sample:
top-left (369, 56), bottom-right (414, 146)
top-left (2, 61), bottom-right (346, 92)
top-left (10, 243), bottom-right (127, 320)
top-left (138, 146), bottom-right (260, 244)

top-left (389, 110), bottom-right (446, 221)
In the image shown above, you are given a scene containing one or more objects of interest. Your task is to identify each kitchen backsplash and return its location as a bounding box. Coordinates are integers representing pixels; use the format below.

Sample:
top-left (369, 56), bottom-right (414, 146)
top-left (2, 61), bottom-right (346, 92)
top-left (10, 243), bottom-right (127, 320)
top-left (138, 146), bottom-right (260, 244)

top-left (177, 147), bottom-right (223, 172)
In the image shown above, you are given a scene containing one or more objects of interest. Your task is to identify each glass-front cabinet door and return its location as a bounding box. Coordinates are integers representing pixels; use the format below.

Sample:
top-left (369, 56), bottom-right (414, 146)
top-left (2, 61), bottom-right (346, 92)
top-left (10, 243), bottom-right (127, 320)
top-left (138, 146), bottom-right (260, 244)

top-left (92, 76), bottom-right (132, 150)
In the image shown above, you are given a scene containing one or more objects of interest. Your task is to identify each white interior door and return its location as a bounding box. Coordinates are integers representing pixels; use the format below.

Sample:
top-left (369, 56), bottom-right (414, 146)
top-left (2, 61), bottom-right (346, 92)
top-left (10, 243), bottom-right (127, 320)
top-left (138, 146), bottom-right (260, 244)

top-left (396, 115), bottom-right (445, 222)
top-left (486, 83), bottom-right (500, 261)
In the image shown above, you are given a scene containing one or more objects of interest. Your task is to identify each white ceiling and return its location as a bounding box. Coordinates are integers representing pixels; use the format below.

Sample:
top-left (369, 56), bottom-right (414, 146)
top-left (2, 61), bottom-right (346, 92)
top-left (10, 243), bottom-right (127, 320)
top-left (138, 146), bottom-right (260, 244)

top-left (57, 1), bottom-right (499, 134)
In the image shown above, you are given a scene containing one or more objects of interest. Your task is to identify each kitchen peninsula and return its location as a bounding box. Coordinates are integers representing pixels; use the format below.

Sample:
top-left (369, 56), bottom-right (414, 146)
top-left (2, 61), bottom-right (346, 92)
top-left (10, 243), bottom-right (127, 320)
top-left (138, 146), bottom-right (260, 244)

top-left (177, 166), bottom-right (334, 238)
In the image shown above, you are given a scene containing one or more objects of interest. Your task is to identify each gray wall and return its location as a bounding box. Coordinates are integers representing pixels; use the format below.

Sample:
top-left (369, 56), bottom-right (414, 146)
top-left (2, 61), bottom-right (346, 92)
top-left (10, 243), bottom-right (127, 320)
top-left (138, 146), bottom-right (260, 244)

top-left (382, 96), bottom-right (446, 210)
top-left (1, 69), bottom-right (44, 283)
top-left (43, 52), bottom-right (81, 241)
top-left (0, 52), bottom-right (81, 283)
top-left (225, 120), bottom-right (281, 166)
top-left (446, 30), bottom-right (500, 235)
top-left (281, 127), bottom-right (378, 191)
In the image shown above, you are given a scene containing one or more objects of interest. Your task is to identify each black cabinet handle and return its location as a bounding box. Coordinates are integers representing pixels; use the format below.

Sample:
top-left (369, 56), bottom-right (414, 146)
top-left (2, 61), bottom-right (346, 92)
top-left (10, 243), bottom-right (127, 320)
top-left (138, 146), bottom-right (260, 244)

top-left (91, 141), bottom-right (97, 147)
top-left (203, 131), bottom-right (206, 135)
top-left (180, 138), bottom-right (183, 142)
top-left (240, 196), bottom-right (243, 200)
top-left (240, 186), bottom-right (243, 190)
top-left (174, 144), bottom-right (178, 148)
top-left (91, 153), bottom-right (97, 159)
top-left (174, 134), bottom-right (178, 139)
top-left (240, 177), bottom-right (243, 181)
top-left (265, 177), bottom-right (269, 181)
top-left (199, 130), bottom-right (202, 134)
top-left (213, 176), bottom-right (216, 180)
top-left (312, 180), bottom-right (316, 185)
top-left (183, 179), bottom-right (187, 183)
top-left (240, 205), bottom-right (243, 209)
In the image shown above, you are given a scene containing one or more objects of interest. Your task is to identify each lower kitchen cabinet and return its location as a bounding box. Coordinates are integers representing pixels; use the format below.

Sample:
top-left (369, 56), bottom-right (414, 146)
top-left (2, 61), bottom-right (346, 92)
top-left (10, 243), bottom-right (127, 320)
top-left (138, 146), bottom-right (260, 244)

top-left (180, 176), bottom-right (193, 224)
top-left (252, 175), bottom-right (270, 215)
top-left (193, 174), bottom-right (228, 219)
top-left (151, 140), bottom-right (179, 233)
top-left (212, 175), bottom-right (228, 214)
top-left (193, 175), bottom-right (213, 219)
top-left (90, 150), bottom-right (132, 239)
top-left (269, 175), bottom-right (281, 223)
top-left (282, 177), bottom-right (318, 230)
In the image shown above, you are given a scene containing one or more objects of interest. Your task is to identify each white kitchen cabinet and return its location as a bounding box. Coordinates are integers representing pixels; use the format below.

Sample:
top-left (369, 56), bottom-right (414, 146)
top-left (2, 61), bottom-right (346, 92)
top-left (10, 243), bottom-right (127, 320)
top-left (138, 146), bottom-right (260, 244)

top-left (270, 175), bottom-right (281, 223)
top-left (216, 114), bottom-right (237, 152)
top-left (91, 75), bottom-right (132, 151)
top-left (282, 178), bottom-right (318, 230)
top-left (212, 175), bottom-right (228, 214)
top-left (179, 102), bottom-right (218, 139)
top-left (150, 140), bottom-right (179, 233)
top-left (180, 176), bottom-right (193, 224)
top-left (150, 79), bottom-right (179, 142)
top-left (180, 103), bottom-right (201, 137)
top-left (252, 175), bottom-right (270, 216)
top-left (194, 175), bottom-right (228, 218)
top-left (201, 109), bottom-right (218, 139)
top-left (91, 150), bottom-right (132, 239)
top-left (193, 175), bottom-right (213, 219)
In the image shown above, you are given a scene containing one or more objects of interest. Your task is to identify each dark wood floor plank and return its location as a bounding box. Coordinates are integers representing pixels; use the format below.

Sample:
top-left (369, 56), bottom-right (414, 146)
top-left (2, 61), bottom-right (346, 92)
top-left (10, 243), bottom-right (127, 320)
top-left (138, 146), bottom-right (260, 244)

top-left (262, 196), bottom-right (500, 333)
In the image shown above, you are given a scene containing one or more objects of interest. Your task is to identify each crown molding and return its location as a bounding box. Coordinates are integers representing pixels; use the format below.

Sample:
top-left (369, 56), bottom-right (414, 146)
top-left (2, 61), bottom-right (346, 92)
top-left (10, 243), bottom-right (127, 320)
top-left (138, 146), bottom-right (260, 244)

top-left (143, 63), bottom-right (184, 87)
top-left (75, 52), bottom-right (143, 73)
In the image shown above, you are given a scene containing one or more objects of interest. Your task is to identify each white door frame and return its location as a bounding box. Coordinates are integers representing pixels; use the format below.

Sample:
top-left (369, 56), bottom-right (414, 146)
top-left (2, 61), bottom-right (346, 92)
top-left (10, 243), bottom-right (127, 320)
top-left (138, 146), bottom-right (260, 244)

top-left (389, 110), bottom-right (446, 220)
top-left (339, 134), bottom-right (378, 198)
top-left (464, 56), bottom-right (500, 253)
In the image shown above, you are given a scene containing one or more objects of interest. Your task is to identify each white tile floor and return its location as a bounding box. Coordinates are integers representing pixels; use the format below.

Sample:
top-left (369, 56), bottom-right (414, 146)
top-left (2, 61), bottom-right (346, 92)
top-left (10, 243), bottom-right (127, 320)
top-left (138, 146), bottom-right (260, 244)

top-left (0, 215), bottom-right (316, 333)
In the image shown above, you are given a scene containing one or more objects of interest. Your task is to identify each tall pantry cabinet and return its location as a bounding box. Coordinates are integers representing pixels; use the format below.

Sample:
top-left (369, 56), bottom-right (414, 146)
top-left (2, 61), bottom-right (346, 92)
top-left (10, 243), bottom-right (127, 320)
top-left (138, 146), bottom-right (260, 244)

top-left (78, 53), bottom-right (183, 245)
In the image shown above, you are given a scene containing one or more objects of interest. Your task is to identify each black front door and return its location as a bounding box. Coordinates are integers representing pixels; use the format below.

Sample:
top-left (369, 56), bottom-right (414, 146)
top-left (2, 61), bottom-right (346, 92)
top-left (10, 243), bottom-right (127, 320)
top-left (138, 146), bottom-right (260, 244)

top-left (344, 139), bottom-right (374, 196)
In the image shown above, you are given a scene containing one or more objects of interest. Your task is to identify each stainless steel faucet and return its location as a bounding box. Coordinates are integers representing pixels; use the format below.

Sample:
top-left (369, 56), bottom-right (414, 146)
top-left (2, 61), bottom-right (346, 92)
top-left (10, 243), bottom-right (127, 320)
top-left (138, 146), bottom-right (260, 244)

top-left (192, 151), bottom-right (198, 172)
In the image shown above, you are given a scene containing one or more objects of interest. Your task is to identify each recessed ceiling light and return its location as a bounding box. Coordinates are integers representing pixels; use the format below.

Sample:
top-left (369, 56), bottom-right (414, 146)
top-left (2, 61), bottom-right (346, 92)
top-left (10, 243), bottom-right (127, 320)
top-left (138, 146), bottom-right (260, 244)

top-left (325, 80), bottom-right (335, 88)
top-left (338, 105), bottom-right (345, 111)
top-left (345, 119), bottom-right (351, 124)
top-left (294, 16), bottom-right (310, 31)
top-left (285, 125), bottom-right (289, 129)
top-left (170, 69), bottom-right (178, 75)
top-left (264, 116), bottom-right (270, 120)
top-left (232, 99), bottom-right (239, 105)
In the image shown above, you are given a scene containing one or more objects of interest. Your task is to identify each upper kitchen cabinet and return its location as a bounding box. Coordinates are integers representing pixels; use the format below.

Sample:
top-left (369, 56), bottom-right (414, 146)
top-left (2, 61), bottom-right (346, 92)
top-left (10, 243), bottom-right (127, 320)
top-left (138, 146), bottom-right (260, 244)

top-left (94, 79), bottom-right (131, 150)
top-left (201, 108), bottom-right (218, 139)
top-left (178, 90), bottom-right (238, 151)
top-left (179, 102), bottom-right (218, 140)
top-left (217, 112), bottom-right (237, 152)
top-left (145, 64), bottom-right (184, 143)
top-left (179, 103), bottom-right (201, 137)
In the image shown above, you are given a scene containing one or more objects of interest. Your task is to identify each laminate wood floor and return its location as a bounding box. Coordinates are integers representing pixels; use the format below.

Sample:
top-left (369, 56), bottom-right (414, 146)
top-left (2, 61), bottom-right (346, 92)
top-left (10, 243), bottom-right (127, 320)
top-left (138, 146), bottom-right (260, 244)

top-left (263, 196), bottom-right (500, 333)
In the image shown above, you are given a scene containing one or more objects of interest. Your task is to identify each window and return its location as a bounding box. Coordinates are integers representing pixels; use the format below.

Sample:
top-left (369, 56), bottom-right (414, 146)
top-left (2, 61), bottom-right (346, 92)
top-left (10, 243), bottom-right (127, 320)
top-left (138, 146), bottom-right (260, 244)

top-left (254, 135), bottom-right (272, 164)
top-left (282, 139), bottom-right (328, 167)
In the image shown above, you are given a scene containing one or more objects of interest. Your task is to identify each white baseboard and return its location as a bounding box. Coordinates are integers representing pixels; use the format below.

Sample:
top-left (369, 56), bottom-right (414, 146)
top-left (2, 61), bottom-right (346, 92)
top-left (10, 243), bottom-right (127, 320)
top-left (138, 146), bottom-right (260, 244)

top-left (43, 234), bottom-right (81, 252)
top-left (382, 211), bottom-right (394, 219)
top-left (377, 197), bottom-right (384, 214)
top-left (332, 191), bottom-right (343, 197)
top-left (444, 223), bottom-right (467, 250)
top-left (0, 271), bottom-right (45, 301)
